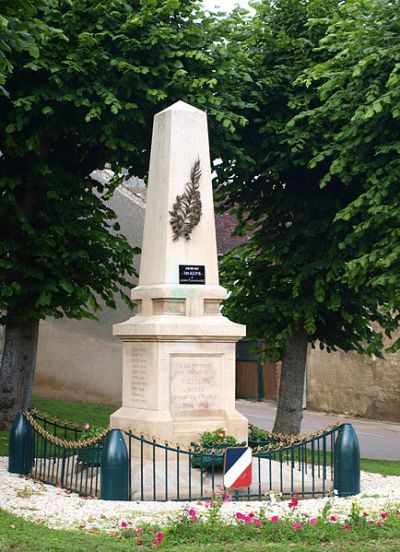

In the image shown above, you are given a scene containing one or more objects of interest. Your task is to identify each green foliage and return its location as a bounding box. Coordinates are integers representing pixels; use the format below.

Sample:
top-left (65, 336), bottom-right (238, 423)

top-left (293, 0), bottom-right (400, 351)
top-left (192, 428), bottom-right (238, 449)
top-left (0, 0), bottom-right (244, 326)
top-left (217, 0), bottom-right (399, 360)
top-left (0, 0), bottom-right (57, 96)
top-left (248, 424), bottom-right (267, 442)
top-left (78, 423), bottom-right (105, 440)
top-left (3, 506), bottom-right (400, 551)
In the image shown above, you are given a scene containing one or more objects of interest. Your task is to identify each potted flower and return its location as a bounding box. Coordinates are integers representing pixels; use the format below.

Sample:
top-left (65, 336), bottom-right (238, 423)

top-left (248, 424), bottom-right (281, 458)
top-left (248, 424), bottom-right (268, 447)
top-left (190, 428), bottom-right (244, 471)
top-left (77, 423), bottom-right (104, 467)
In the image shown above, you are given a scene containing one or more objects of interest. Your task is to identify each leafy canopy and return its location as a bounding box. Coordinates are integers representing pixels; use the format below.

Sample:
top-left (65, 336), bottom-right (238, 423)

top-left (0, 0), bottom-right (244, 325)
top-left (0, 0), bottom-right (57, 96)
top-left (217, 0), bottom-right (399, 359)
top-left (293, 0), bottom-right (400, 323)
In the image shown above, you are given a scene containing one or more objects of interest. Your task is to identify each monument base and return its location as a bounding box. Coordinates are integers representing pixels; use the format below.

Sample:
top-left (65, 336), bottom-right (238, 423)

top-left (111, 406), bottom-right (248, 448)
top-left (110, 305), bottom-right (247, 450)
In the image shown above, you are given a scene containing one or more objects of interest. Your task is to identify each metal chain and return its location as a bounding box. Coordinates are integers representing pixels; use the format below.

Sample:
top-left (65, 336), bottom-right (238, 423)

top-left (24, 410), bottom-right (343, 454)
top-left (28, 408), bottom-right (83, 430)
top-left (24, 410), bottom-right (110, 449)
top-left (253, 420), bottom-right (344, 454)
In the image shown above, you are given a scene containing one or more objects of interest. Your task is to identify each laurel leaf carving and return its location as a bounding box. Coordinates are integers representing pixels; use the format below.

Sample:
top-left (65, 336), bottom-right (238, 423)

top-left (169, 158), bottom-right (202, 241)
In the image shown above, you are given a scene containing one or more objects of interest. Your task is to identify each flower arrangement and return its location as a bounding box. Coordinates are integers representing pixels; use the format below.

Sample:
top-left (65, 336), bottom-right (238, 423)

top-left (77, 423), bottom-right (105, 466)
top-left (190, 428), bottom-right (244, 471)
top-left (248, 424), bottom-right (267, 444)
top-left (194, 428), bottom-right (238, 449)
top-left (79, 423), bottom-right (104, 441)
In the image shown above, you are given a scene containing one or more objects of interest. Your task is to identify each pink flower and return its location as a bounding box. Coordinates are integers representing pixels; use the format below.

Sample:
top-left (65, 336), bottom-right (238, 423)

top-left (223, 491), bottom-right (232, 503)
top-left (377, 521), bottom-right (382, 528)
top-left (135, 528), bottom-right (143, 536)
top-left (310, 518), bottom-right (318, 525)
top-left (236, 512), bottom-right (246, 520)
top-left (244, 516), bottom-right (251, 524)
top-left (381, 512), bottom-right (388, 520)
top-left (292, 522), bottom-right (302, 531)
top-left (248, 512), bottom-right (255, 518)
top-left (330, 516), bottom-right (337, 522)
top-left (188, 508), bottom-right (198, 521)
top-left (253, 518), bottom-right (261, 526)
top-left (271, 516), bottom-right (279, 523)
top-left (288, 499), bottom-right (299, 509)
top-left (153, 539), bottom-right (160, 547)
top-left (368, 520), bottom-right (375, 525)
top-left (342, 524), bottom-right (351, 532)
top-left (156, 533), bottom-right (164, 542)
top-left (120, 520), bottom-right (128, 528)
top-left (205, 499), bottom-right (212, 508)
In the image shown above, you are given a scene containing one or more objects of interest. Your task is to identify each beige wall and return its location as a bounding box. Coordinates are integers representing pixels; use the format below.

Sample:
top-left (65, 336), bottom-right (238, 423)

top-left (33, 182), bottom-right (145, 406)
top-left (307, 345), bottom-right (400, 422)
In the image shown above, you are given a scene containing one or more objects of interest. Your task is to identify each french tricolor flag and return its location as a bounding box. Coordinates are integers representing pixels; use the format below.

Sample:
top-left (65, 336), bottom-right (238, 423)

top-left (223, 447), bottom-right (252, 490)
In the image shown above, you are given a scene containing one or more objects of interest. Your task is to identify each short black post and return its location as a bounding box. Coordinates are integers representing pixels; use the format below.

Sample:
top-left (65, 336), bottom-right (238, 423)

top-left (334, 423), bottom-right (360, 497)
top-left (8, 412), bottom-right (34, 475)
top-left (101, 429), bottom-right (129, 501)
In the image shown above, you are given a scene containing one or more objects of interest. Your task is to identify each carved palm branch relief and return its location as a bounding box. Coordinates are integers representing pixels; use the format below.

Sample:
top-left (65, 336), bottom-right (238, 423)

top-left (169, 158), bottom-right (202, 241)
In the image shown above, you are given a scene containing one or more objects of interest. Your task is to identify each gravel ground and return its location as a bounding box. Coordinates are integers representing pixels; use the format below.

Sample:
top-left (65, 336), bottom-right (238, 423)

top-left (1, 457), bottom-right (399, 533)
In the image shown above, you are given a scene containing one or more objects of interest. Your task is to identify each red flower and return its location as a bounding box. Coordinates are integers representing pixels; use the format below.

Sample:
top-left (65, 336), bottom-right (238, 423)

top-left (381, 512), bottom-right (388, 520)
top-left (292, 522), bottom-right (302, 531)
top-left (343, 524), bottom-right (351, 532)
top-left (156, 533), bottom-right (164, 541)
top-left (271, 516), bottom-right (279, 523)
top-left (288, 499), bottom-right (299, 508)
top-left (330, 516), bottom-right (337, 522)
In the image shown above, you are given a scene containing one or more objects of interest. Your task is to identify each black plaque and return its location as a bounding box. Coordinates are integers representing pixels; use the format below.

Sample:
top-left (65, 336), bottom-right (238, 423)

top-left (179, 265), bottom-right (206, 285)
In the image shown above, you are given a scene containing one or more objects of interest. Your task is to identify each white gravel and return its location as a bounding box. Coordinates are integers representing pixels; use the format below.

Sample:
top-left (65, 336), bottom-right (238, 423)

top-left (1, 456), bottom-right (399, 532)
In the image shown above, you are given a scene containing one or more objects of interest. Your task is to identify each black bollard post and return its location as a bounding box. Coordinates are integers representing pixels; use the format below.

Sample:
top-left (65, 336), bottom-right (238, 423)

top-left (8, 412), bottom-right (34, 475)
top-left (334, 423), bottom-right (360, 497)
top-left (101, 429), bottom-right (129, 501)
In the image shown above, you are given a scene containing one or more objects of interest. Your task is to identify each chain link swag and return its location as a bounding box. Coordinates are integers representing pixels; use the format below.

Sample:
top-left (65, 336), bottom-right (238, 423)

top-left (24, 410), bottom-right (343, 455)
top-left (24, 410), bottom-right (110, 449)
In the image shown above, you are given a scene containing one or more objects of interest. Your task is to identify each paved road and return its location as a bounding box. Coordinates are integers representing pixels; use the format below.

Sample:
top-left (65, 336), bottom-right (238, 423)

top-left (235, 399), bottom-right (400, 460)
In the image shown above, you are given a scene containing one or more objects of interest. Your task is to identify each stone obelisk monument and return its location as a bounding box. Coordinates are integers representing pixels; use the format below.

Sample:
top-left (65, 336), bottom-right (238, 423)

top-left (111, 101), bottom-right (247, 445)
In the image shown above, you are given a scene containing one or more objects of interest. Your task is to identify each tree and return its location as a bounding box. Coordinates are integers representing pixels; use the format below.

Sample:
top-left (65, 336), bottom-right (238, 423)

top-left (217, 0), bottom-right (399, 434)
top-left (0, 0), bottom-right (244, 428)
top-left (293, 0), bottom-right (400, 325)
top-left (0, 0), bottom-right (56, 96)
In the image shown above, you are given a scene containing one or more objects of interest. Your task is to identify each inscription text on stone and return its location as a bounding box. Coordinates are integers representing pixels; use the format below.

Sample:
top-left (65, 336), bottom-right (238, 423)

top-left (171, 356), bottom-right (219, 411)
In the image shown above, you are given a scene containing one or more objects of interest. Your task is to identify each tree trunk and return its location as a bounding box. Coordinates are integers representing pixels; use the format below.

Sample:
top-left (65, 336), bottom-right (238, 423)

top-left (273, 328), bottom-right (308, 435)
top-left (0, 319), bottom-right (39, 429)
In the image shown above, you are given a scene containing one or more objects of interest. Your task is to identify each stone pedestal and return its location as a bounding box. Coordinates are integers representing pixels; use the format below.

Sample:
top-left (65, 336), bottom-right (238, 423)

top-left (111, 101), bottom-right (247, 446)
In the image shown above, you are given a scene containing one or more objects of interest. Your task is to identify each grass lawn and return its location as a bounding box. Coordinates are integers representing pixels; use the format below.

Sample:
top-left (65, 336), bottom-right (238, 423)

top-left (0, 396), bottom-right (399, 477)
top-left (1, 509), bottom-right (400, 552)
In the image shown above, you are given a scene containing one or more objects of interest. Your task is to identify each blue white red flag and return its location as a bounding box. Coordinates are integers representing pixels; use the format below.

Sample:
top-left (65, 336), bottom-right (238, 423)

top-left (223, 447), bottom-right (252, 489)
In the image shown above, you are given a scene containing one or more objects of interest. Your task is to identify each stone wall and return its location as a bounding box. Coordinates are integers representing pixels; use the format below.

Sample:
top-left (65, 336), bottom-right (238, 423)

top-left (307, 345), bottom-right (400, 422)
top-left (33, 178), bottom-right (145, 406)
